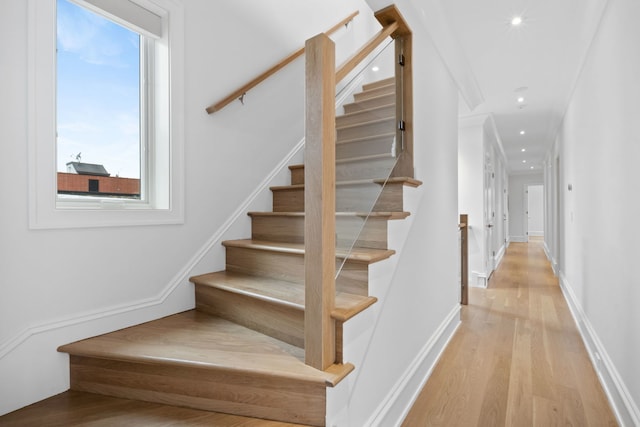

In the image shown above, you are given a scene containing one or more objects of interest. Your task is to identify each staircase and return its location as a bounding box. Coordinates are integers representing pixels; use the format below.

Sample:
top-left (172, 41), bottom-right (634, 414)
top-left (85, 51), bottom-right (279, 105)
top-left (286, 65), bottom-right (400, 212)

top-left (58, 77), bottom-right (421, 426)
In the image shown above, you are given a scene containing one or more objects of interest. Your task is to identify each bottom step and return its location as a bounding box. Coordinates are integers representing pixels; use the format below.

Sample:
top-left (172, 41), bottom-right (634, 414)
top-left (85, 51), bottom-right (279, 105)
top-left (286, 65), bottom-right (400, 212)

top-left (0, 391), bottom-right (308, 426)
top-left (58, 311), bottom-right (353, 426)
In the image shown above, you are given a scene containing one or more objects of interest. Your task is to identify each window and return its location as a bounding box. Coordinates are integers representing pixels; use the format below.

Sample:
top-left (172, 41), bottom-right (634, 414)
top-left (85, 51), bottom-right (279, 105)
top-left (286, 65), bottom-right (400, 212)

top-left (88, 179), bottom-right (99, 193)
top-left (56, 0), bottom-right (144, 201)
top-left (28, 0), bottom-right (184, 229)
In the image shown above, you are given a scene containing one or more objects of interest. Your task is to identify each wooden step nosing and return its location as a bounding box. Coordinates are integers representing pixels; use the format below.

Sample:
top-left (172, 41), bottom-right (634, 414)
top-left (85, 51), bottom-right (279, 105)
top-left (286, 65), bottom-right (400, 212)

top-left (272, 177), bottom-right (420, 192)
top-left (332, 296), bottom-right (378, 322)
top-left (324, 362), bottom-right (355, 387)
top-left (248, 211), bottom-right (407, 219)
top-left (222, 239), bottom-right (395, 263)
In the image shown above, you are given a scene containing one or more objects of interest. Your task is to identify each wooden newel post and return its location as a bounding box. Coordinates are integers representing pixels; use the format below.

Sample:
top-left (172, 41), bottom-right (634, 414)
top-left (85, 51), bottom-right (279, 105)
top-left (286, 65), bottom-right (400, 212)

top-left (305, 33), bottom-right (336, 370)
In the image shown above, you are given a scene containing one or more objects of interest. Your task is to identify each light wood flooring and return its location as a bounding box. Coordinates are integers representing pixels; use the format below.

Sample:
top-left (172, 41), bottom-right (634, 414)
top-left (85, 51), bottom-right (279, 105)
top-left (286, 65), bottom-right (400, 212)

top-left (402, 240), bottom-right (618, 426)
top-left (1, 240), bottom-right (619, 426)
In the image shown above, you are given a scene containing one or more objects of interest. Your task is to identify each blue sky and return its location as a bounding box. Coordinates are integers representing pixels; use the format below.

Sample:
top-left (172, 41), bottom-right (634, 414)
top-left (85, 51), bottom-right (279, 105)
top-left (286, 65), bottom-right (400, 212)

top-left (57, 0), bottom-right (141, 179)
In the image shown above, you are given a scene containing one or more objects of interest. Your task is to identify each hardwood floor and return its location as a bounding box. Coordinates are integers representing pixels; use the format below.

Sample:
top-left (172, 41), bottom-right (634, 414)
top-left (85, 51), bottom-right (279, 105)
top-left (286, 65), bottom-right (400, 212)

top-left (402, 240), bottom-right (618, 426)
top-left (1, 240), bottom-right (618, 426)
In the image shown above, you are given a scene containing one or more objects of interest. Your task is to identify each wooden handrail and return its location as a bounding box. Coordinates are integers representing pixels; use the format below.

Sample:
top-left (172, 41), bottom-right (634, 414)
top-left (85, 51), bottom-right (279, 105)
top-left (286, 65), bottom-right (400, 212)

top-left (206, 11), bottom-right (359, 114)
top-left (335, 21), bottom-right (398, 83)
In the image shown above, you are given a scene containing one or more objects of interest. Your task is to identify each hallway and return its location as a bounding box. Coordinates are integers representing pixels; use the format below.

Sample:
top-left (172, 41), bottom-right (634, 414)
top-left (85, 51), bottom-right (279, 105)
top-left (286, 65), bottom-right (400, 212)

top-left (403, 240), bottom-right (618, 426)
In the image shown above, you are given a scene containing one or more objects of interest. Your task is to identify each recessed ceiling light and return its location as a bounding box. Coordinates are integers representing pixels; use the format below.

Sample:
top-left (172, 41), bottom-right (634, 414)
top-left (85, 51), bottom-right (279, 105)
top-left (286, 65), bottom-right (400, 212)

top-left (520, 130), bottom-right (526, 135)
top-left (521, 148), bottom-right (526, 152)
top-left (530, 166), bottom-right (534, 169)
top-left (522, 160), bottom-right (527, 163)
top-left (511, 16), bottom-right (523, 26)
top-left (517, 96), bottom-right (525, 103)
top-left (372, 66), bottom-right (380, 72)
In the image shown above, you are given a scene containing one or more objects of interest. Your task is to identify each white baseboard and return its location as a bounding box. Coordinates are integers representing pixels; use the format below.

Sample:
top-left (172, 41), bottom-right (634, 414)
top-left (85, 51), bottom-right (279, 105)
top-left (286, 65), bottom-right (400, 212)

top-left (559, 273), bottom-right (640, 427)
top-left (366, 305), bottom-right (461, 427)
top-left (494, 243), bottom-right (506, 269)
top-left (528, 231), bottom-right (543, 237)
top-left (542, 241), bottom-right (558, 276)
top-left (471, 270), bottom-right (488, 288)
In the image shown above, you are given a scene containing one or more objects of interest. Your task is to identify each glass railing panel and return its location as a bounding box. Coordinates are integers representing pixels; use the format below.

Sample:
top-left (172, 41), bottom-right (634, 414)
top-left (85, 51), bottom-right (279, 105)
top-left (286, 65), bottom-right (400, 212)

top-left (333, 38), bottom-right (401, 281)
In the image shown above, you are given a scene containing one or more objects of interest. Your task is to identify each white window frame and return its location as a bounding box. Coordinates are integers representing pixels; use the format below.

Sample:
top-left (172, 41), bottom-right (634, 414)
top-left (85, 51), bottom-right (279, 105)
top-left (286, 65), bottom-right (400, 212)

top-left (27, 0), bottom-right (184, 229)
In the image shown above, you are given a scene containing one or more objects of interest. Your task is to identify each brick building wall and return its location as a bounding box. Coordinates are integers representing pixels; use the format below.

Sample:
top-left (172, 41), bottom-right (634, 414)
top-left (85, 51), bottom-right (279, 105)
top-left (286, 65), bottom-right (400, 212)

top-left (57, 173), bottom-right (140, 197)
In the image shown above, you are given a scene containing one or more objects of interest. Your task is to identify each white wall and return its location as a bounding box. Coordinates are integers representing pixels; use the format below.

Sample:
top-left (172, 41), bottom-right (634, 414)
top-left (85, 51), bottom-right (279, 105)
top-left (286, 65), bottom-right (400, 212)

top-left (545, 0), bottom-right (640, 423)
top-left (526, 184), bottom-right (544, 237)
top-left (508, 173), bottom-right (543, 242)
top-left (329, 0), bottom-right (461, 424)
top-left (483, 121), bottom-right (508, 267)
top-left (458, 116), bottom-right (508, 286)
top-left (0, 0), bottom-right (381, 415)
top-left (458, 117), bottom-right (485, 286)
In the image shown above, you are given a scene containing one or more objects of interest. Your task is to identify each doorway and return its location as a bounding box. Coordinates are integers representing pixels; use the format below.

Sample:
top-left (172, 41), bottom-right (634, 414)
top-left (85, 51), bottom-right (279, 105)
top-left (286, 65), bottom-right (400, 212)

top-left (526, 184), bottom-right (544, 240)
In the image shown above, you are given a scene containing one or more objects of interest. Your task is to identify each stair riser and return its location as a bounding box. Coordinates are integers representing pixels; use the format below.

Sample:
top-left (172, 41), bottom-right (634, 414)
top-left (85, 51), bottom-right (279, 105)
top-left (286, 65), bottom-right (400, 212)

top-left (291, 155), bottom-right (395, 185)
top-left (337, 134), bottom-right (395, 159)
top-left (337, 118), bottom-right (396, 141)
top-left (68, 355), bottom-right (326, 426)
top-left (225, 246), bottom-right (368, 296)
top-left (336, 104), bottom-right (395, 127)
top-left (343, 93), bottom-right (396, 114)
top-left (362, 77), bottom-right (395, 91)
top-left (196, 285), bottom-right (304, 348)
top-left (273, 183), bottom-right (405, 213)
top-left (290, 167), bottom-right (304, 185)
top-left (354, 84), bottom-right (395, 101)
top-left (251, 215), bottom-right (389, 249)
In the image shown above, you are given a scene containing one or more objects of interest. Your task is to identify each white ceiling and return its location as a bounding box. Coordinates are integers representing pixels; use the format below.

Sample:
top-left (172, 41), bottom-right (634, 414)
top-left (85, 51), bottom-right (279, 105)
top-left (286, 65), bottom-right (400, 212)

top-left (436, 0), bottom-right (609, 173)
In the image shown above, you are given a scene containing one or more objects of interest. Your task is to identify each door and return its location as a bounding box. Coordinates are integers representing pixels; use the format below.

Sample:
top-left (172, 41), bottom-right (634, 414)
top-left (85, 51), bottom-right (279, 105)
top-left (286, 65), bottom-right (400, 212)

top-left (484, 155), bottom-right (495, 278)
top-left (527, 184), bottom-right (544, 240)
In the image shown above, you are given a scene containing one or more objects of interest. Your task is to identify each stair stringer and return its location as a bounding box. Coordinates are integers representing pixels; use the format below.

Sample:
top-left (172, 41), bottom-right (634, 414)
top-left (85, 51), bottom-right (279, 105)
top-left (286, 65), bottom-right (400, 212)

top-left (326, 183), bottom-right (422, 426)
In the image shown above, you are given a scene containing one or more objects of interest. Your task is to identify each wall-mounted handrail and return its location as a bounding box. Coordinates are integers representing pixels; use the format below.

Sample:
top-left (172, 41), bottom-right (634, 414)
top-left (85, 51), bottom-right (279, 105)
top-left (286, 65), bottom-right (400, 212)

top-left (206, 11), bottom-right (359, 114)
top-left (335, 21), bottom-right (398, 83)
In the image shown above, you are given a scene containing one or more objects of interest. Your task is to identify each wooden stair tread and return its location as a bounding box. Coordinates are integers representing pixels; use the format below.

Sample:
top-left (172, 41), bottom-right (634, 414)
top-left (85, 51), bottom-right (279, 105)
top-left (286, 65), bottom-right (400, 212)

top-left (340, 101), bottom-right (395, 113)
top-left (288, 153), bottom-right (395, 170)
top-left (222, 239), bottom-right (395, 263)
top-left (336, 115), bottom-right (394, 131)
top-left (0, 391), bottom-right (310, 427)
top-left (248, 211), bottom-right (410, 220)
top-left (337, 102), bottom-right (395, 120)
top-left (191, 271), bottom-right (377, 322)
top-left (362, 77), bottom-right (395, 90)
top-left (58, 310), bottom-right (353, 387)
top-left (337, 131), bottom-right (396, 145)
top-left (271, 176), bottom-right (422, 191)
top-left (343, 92), bottom-right (395, 110)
